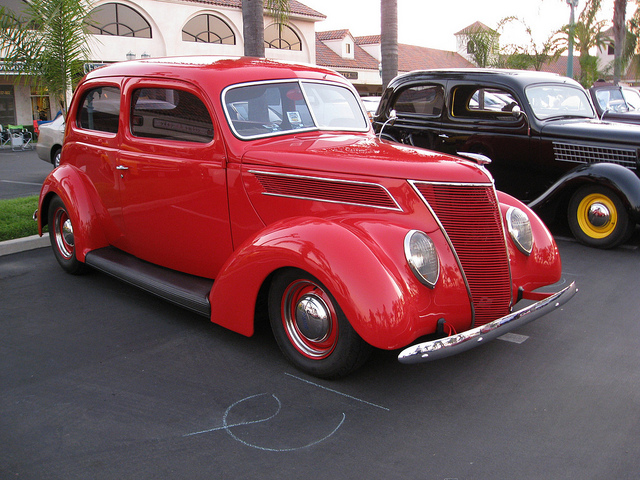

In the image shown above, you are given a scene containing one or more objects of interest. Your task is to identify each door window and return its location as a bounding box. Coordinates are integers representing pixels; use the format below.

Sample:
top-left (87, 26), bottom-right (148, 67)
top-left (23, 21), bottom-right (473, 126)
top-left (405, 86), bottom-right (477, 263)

top-left (78, 86), bottom-right (121, 133)
top-left (452, 86), bottom-right (520, 119)
top-left (131, 88), bottom-right (214, 143)
top-left (394, 85), bottom-right (444, 116)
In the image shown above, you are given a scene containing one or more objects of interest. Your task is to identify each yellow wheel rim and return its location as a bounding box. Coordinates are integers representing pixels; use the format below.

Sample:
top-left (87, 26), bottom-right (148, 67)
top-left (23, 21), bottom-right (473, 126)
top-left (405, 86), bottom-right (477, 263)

top-left (576, 193), bottom-right (618, 239)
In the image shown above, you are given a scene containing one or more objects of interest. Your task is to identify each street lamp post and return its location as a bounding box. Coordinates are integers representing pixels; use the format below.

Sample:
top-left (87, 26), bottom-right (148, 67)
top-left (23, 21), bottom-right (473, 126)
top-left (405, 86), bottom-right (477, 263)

top-left (567, 0), bottom-right (579, 78)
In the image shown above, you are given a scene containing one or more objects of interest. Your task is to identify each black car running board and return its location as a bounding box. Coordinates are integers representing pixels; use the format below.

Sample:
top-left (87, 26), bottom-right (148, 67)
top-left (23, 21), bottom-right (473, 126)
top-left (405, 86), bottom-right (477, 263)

top-left (85, 247), bottom-right (213, 317)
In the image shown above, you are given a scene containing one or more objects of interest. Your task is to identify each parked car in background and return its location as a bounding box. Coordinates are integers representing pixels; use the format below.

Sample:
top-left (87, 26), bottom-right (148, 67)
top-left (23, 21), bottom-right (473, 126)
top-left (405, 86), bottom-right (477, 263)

top-left (588, 81), bottom-right (640, 124)
top-left (36, 114), bottom-right (65, 167)
top-left (361, 95), bottom-right (381, 121)
top-left (374, 69), bottom-right (640, 249)
top-left (35, 58), bottom-right (575, 378)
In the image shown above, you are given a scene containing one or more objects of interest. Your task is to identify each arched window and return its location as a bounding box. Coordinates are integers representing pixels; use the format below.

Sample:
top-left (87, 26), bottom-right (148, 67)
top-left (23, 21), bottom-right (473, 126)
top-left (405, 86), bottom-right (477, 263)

top-left (182, 14), bottom-right (235, 44)
top-left (86, 3), bottom-right (152, 38)
top-left (264, 24), bottom-right (301, 51)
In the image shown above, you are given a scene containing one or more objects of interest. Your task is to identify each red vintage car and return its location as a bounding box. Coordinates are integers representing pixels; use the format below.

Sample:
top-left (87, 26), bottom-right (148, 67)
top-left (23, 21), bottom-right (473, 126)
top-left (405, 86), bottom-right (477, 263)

top-left (35, 57), bottom-right (576, 378)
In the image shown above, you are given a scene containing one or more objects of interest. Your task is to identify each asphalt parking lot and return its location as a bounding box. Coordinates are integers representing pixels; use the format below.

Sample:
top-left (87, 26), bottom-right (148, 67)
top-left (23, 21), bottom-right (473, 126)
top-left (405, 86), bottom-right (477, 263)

top-left (0, 148), bottom-right (52, 199)
top-left (1, 237), bottom-right (639, 479)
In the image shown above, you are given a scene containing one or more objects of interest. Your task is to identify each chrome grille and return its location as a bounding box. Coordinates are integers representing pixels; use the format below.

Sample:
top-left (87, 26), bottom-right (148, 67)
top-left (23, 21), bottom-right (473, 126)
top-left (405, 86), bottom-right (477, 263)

top-left (553, 142), bottom-right (637, 169)
top-left (251, 171), bottom-right (401, 211)
top-left (412, 181), bottom-right (512, 327)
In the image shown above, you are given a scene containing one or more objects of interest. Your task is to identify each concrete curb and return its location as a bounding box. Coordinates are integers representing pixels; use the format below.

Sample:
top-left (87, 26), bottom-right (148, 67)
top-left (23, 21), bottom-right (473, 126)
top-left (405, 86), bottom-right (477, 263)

top-left (0, 234), bottom-right (50, 257)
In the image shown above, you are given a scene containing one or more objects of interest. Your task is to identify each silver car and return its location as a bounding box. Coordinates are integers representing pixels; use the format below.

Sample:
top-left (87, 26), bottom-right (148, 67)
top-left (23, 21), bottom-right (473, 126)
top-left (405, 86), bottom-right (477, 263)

top-left (36, 115), bottom-right (65, 167)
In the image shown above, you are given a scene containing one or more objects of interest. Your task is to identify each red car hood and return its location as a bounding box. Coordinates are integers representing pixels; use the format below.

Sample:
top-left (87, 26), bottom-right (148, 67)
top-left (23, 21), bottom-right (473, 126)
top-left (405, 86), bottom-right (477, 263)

top-left (240, 133), bottom-right (492, 184)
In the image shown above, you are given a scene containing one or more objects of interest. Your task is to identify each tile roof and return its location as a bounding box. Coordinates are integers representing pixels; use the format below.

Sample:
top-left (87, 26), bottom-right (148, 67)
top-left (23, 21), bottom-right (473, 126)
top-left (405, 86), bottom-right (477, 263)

top-left (454, 21), bottom-right (496, 36)
top-left (317, 32), bottom-right (473, 72)
top-left (181, 0), bottom-right (326, 20)
top-left (316, 29), bottom-right (351, 41)
top-left (398, 44), bottom-right (473, 71)
top-left (356, 35), bottom-right (381, 46)
top-left (315, 34), bottom-right (380, 70)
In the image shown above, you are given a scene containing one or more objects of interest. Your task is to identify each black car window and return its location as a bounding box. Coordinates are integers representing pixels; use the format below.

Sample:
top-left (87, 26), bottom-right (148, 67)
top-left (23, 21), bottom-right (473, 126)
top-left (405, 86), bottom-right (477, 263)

top-left (78, 86), bottom-right (120, 133)
top-left (394, 85), bottom-right (444, 116)
top-left (452, 86), bottom-right (520, 120)
top-left (131, 88), bottom-right (214, 143)
top-left (525, 84), bottom-right (594, 120)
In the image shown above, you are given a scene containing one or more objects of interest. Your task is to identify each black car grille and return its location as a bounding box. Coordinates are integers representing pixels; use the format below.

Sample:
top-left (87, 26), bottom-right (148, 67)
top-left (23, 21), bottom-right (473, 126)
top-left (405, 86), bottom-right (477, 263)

top-left (411, 181), bottom-right (512, 327)
top-left (553, 142), bottom-right (638, 170)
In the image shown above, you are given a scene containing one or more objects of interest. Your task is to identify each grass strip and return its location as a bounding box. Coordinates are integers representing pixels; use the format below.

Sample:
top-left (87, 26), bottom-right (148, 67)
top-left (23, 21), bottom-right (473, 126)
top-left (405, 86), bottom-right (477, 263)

top-left (0, 195), bottom-right (44, 242)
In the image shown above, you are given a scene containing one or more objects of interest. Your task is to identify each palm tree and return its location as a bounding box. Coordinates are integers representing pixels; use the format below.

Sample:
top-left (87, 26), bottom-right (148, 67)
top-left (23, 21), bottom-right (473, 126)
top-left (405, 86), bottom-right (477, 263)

top-left (380, 0), bottom-right (398, 90)
top-left (0, 0), bottom-right (90, 114)
top-left (555, 0), bottom-right (609, 86)
top-left (243, 0), bottom-right (290, 58)
top-left (612, 0), bottom-right (627, 84)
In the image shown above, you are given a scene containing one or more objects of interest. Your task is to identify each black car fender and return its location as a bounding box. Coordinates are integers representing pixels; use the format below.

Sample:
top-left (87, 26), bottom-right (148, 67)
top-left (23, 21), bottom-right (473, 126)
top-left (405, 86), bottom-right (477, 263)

top-left (528, 162), bottom-right (640, 223)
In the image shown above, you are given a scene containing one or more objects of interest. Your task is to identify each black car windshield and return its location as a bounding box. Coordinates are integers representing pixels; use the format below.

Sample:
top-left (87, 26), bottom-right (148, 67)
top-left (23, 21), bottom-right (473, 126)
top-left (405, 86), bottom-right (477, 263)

top-left (223, 80), bottom-right (369, 139)
top-left (525, 84), bottom-right (595, 120)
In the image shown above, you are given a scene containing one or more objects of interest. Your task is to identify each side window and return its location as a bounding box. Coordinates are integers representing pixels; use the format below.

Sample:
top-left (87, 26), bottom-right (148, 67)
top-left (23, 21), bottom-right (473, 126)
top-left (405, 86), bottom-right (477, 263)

top-left (394, 85), bottom-right (444, 116)
top-left (78, 86), bottom-right (121, 133)
top-left (452, 86), bottom-right (520, 119)
top-left (131, 88), bottom-right (214, 143)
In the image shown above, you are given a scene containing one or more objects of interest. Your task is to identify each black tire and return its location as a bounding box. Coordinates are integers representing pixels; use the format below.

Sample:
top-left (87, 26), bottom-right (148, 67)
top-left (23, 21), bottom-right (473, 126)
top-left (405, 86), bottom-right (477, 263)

top-left (52, 147), bottom-right (62, 168)
top-left (47, 196), bottom-right (88, 274)
top-left (268, 268), bottom-right (371, 379)
top-left (567, 185), bottom-right (635, 249)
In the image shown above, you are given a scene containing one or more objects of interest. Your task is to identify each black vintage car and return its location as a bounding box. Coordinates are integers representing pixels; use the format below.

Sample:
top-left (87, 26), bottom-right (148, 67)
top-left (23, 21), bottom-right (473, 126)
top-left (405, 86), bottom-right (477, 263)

top-left (589, 81), bottom-right (640, 124)
top-left (374, 69), bottom-right (640, 248)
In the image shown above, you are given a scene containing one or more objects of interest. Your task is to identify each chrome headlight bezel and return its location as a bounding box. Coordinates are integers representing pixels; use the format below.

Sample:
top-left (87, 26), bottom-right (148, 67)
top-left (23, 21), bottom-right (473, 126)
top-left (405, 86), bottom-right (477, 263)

top-left (404, 230), bottom-right (440, 288)
top-left (506, 206), bottom-right (533, 256)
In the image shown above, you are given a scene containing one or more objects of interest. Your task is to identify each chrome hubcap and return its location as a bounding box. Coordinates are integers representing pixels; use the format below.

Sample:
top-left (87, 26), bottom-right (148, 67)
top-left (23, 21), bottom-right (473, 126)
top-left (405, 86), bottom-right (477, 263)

top-left (54, 209), bottom-right (74, 259)
top-left (587, 202), bottom-right (611, 227)
top-left (295, 295), bottom-right (331, 342)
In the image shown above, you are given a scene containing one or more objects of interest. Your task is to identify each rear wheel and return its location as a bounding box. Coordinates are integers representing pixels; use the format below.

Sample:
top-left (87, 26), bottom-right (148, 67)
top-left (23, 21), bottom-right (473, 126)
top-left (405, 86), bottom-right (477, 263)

top-left (268, 269), bottom-right (371, 378)
top-left (47, 196), bottom-right (88, 274)
top-left (568, 185), bottom-right (635, 249)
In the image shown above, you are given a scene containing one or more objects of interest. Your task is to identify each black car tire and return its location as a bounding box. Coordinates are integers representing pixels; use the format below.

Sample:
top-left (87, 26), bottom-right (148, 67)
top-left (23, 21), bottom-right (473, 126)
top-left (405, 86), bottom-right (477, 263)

top-left (268, 268), bottom-right (371, 379)
top-left (568, 185), bottom-right (635, 249)
top-left (53, 147), bottom-right (62, 168)
top-left (47, 195), bottom-right (88, 274)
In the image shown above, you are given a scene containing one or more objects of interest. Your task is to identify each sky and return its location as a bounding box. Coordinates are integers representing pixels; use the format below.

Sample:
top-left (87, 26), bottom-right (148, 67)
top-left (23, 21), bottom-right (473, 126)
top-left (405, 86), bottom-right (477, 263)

top-left (300, 0), bottom-right (617, 52)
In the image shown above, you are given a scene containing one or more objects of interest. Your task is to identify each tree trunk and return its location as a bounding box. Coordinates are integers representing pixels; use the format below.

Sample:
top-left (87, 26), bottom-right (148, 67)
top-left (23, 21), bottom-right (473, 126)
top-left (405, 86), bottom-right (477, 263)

top-left (380, 0), bottom-right (398, 91)
top-left (612, 0), bottom-right (626, 85)
top-left (243, 0), bottom-right (265, 57)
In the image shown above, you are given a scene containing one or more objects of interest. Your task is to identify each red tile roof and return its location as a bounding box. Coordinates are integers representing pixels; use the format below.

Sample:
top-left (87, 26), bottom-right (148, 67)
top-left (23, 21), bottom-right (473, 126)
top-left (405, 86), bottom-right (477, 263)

top-left (317, 32), bottom-right (473, 72)
top-left (317, 29), bottom-right (351, 41)
top-left (398, 44), bottom-right (473, 71)
top-left (315, 35), bottom-right (380, 70)
top-left (454, 21), bottom-right (496, 35)
top-left (356, 35), bottom-right (381, 46)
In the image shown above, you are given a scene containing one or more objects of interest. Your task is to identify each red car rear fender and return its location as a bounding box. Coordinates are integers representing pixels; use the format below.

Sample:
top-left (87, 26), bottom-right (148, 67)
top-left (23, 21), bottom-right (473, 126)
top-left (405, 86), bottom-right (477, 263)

top-left (38, 165), bottom-right (109, 261)
top-left (208, 216), bottom-right (424, 349)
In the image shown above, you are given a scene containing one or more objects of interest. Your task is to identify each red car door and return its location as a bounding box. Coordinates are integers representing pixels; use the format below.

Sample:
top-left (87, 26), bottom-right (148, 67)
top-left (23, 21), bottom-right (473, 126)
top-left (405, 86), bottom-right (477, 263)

top-left (116, 79), bottom-right (232, 279)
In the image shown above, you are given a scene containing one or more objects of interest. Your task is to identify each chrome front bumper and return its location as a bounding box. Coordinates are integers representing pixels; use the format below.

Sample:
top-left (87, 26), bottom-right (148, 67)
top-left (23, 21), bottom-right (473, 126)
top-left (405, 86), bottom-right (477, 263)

top-left (398, 281), bottom-right (577, 364)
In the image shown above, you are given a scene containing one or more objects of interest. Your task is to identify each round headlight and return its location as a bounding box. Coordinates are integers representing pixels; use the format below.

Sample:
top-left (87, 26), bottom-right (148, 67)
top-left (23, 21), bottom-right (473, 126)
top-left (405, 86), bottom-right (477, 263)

top-left (404, 230), bottom-right (440, 288)
top-left (507, 207), bottom-right (533, 255)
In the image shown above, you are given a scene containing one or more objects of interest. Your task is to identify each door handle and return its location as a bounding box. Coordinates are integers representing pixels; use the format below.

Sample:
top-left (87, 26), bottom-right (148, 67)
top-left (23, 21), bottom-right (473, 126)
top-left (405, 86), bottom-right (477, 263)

top-left (116, 165), bottom-right (129, 170)
top-left (438, 134), bottom-right (449, 139)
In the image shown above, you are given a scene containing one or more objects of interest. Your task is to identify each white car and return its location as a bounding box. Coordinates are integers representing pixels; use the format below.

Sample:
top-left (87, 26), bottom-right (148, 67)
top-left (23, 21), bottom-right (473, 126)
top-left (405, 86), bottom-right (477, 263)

top-left (361, 96), bottom-right (381, 121)
top-left (36, 115), bottom-right (65, 167)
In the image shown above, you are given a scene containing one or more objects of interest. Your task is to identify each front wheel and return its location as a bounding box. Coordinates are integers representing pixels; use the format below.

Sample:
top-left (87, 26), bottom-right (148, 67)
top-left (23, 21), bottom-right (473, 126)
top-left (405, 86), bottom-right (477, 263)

top-left (47, 196), bottom-right (88, 274)
top-left (268, 269), bottom-right (371, 379)
top-left (567, 185), bottom-right (635, 249)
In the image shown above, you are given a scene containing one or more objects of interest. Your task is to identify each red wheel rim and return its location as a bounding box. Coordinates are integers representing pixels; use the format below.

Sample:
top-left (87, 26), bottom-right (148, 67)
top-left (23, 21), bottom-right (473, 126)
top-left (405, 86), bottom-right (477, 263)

top-left (281, 279), bottom-right (339, 359)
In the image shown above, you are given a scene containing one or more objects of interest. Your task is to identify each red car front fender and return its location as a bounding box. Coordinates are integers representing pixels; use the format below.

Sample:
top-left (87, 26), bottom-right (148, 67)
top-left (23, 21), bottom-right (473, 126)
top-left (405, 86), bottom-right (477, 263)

top-left (208, 216), bottom-right (421, 349)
